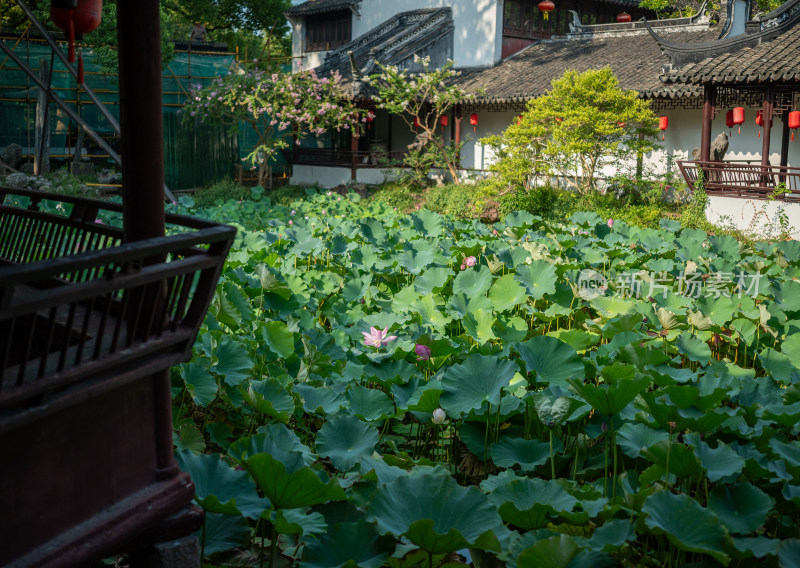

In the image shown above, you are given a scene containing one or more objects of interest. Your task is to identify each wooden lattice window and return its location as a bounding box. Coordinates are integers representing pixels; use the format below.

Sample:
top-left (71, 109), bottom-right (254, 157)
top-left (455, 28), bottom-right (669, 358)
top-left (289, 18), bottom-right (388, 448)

top-left (306, 10), bottom-right (352, 52)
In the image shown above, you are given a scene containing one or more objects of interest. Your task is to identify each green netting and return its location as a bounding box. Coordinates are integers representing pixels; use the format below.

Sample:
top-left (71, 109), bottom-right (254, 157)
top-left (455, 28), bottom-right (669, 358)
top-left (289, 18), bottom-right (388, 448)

top-left (0, 34), bottom-right (252, 189)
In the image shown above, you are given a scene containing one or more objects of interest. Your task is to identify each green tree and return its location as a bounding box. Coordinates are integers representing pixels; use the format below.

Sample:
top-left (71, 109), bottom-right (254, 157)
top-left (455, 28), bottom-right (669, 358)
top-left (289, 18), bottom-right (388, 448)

top-left (638, 0), bottom-right (783, 19)
top-left (183, 66), bottom-right (364, 186)
top-left (485, 67), bottom-right (659, 194)
top-left (367, 56), bottom-right (469, 186)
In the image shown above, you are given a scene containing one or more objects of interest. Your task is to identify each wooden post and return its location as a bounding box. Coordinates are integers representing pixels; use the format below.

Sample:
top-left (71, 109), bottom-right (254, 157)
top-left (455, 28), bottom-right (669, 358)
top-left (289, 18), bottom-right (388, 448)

top-left (780, 108), bottom-right (790, 186)
top-left (700, 84), bottom-right (716, 162)
top-left (454, 105), bottom-right (462, 168)
top-left (761, 86), bottom-right (775, 169)
top-left (351, 133), bottom-right (358, 181)
top-left (34, 57), bottom-right (51, 176)
top-left (118, 0), bottom-right (166, 244)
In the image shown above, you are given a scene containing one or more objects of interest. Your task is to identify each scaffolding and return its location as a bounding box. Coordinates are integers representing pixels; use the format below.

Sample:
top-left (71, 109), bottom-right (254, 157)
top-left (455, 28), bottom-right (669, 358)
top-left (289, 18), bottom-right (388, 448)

top-left (0, 29), bottom-right (285, 189)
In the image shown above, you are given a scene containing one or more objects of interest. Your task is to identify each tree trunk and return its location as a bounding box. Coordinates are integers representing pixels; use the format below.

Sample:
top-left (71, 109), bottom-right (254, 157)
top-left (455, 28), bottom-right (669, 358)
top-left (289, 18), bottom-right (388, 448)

top-left (34, 57), bottom-right (51, 176)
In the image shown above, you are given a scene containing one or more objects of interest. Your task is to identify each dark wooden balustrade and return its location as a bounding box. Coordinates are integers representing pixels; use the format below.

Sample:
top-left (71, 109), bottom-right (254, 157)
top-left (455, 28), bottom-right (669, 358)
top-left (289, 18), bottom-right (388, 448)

top-left (0, 187), bottom-right (235, 567)
top-left (677, 160), bottom-right (800, 200)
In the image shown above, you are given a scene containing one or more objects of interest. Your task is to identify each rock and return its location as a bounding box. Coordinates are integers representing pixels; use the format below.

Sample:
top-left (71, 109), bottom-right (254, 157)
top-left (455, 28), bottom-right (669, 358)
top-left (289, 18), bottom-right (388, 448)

top-left (692, 147), bottom-right (701, 161)
top-left (711, 131), bottom-right (729, 161)
top-left (20, 162), bottom-right (35, 174)
top-left (1, 144), bottom-right (23, 169)
top-left (97, 168), bottom-right (122, 184)
top-left (5, 172), bottom-right (29, 188)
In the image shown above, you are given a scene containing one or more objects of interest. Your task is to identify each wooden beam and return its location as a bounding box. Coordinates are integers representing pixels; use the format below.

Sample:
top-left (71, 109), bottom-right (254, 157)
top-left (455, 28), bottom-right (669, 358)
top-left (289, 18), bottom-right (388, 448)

top-left (700, 84), bottom-right (716, 162)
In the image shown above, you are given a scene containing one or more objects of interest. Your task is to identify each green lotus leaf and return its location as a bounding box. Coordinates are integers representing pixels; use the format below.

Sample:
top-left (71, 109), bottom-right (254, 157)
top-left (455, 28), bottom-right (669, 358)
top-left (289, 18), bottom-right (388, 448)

top-left (228, 423), bottom-right (315, 470)
top-left (212, 335), bottom-right (252, 386)
top-left (489, 477), bottom-right (579, 530)
top-left (732, 536), bottom-right (780, 559)
top-left (200, 512), bottom-right (251, 556)
top-left (176, 450), bottom-right (269, 520)
top-left (708, 483), bottom-right (774, 535)
top-left (261, 320), bottom-right (296, 358)
top-left (439, 354), bottom-right (517, 416)
top-left (243, 452), bottom-right (345, 510)
top-left (270, 508), bottom-right (327, 536)
top-left (498, 246), bottom-right (532, 269)
top-left (641, 490), bottom-right (729, 565)
top-left (302, 521), bottom-right (396, 568)
top-left (342, 275), bottom-right (370, 302)
top-left (294, 383), bottom-right (345, 414)
top-left (589, 296), bottom-right (638, 317)
top-left (489, 274), bottom-right (528, 312)
top-left (567, 372), bottom-right (649, 417)
top-left (517, 336), bottom-right (584, 386)
top-left (615, 423), bottom-right (669, 459)
top-left (760, 347), bottom-right (800, 383)
top-left (180, 362), bottom-right (218, 406)
top-left (346, 386), bottom-right (395, 421)
top-left (505, 210), bottom-right (537, 229)
top-left (214, 282), bottom-right (249, 330)
top-left (412, 294), bottom-right (451, 333)
top-left (695, 295), bottom-right (737, 327)
top-left (762, 402), bottom-right (800, 428)
top-left (684, 432), bottom-right (745, 482)
top-left (676, 332), bottom-right (712, 364)
top-left (414, 267), bottom-right (451, 295)
top-left (768, 439), bottom-right (800, 469)
top-left (453, 265), bottom-right (494, 297)
top-left (490, 436), bottom-right (551, 472)
top-left (547, 329), bottom-right (598, 352)
top-left (248, 379), bottom-right (294, 423)
top-left (640, 440), bottom-right (702, 479)
top-left (463, 308), bottom-right (498, 344)
top-left (588, 519), bottom-right (635, 552)
top-left (494, 315), bottom-right (529, 344)
top-left (515, 260), bottom-right (558, 300)
top-left (731, 317), bottom-right (757, 344)
top-left (316, 415), bottom-right (379, 471)
top-left (516, 534), bottom-right (582, 568)
top-left (779, 539), bottom-right (800, 568)
top-left (366, 473), bottom-right (504, 555)
top-left (396, 247), bottom-right (436, 275)
top-left (532, 395), bottom-right (575, 427)
top-left (774, 280), bottom-right (800, 313)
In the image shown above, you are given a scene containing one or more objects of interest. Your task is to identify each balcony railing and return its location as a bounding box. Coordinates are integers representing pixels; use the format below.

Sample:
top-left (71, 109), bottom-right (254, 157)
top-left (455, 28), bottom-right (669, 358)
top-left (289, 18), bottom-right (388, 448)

top-left (0, 187), bottom-right (235, 567)
top-left (677, 160), bottom-right (800, 200)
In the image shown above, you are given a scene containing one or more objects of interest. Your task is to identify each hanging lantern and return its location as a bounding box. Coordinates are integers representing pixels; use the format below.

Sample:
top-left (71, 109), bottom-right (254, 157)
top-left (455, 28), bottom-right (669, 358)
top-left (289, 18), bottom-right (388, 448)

top-left (516, 114), bottom-right (523, 126)
top-left (538, 1), bottom-right (555, 21)
top-left (439, 115), bottom-right (449, 130)
top-left (726, 110), bottom-right (734, 136)
top-left (659, 116), bottom-right (668, 140)
top-left (756, 110), bottom-right (764, 127)
top-left (733, 106), bottom-right (745, 134)
top-left (470, 113), bottom-right (478, 132)
top-left (50, 0), bottom-right (103, 64)
top-left (50, 0), bottom-right (102, 86)
top-left (789, 110), bottom-right (800, 141)
top-left (617, 12), bottom-right (632, 23)
top-left (366, 111), bottom-right (374, 130)
top-left (413, 116), bottom-right (421, 129)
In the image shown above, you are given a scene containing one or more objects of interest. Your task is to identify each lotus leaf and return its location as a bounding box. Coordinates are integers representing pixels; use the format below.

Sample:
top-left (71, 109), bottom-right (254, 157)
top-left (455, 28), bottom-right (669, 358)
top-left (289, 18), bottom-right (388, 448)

top-left (302, 521), bottom-right (396, 568)
top-left (517, 336), bottom-right (584, 386)
top-left (316, 415), bottom-right (379, 471)
top-left (488, 477), bottom-right (579, 530)
top-left (439, 355), bottom-right (518, 417)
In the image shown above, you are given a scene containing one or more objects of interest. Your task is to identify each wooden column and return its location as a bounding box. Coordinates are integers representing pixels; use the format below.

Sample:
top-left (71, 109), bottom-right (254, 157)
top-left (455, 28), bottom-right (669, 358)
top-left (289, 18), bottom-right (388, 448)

top-left (454, 105), bottom-right (462, 168)
top-left (780, 108), bottom-right (790, 186)
top-left (700, 84), bottom-right (716, 162)
top-left (118, 0), bottom-right (165, 243)
top-left (761, 86), bottom-right (775, 168)
top-left (351, 134), bottom-right (358, 181)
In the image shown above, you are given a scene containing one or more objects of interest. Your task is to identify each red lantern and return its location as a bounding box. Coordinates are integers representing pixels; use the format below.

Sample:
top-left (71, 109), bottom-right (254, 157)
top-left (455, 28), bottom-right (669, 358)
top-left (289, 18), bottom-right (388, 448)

top-left (617, 12), bottom-right (632, 22)
top-left (50, 0), bottom-right (103, 65)
top-left (470, 113), bottom-right (478, 132)
top-left (756, 110), bottom-right (764, 127)
top-left (789, 110), bottom-right (800, 141)
top-left (733, 106), bottom-right (744, 133)
top-left (413, 116), bottom-right (421, 128)
top-left (538, 1), bottom-right (555, 21)
top-left (440, 115), bottom-right (449, 128)
top-left (659, 116), bottom-right (668, 140)
top-left (726, 110), bottom-right (734, 136)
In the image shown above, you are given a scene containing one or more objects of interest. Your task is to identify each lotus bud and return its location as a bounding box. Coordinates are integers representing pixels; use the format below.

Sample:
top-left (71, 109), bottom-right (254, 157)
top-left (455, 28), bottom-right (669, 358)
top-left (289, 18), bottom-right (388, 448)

top-left (432, 408), bottom-right (446, 424)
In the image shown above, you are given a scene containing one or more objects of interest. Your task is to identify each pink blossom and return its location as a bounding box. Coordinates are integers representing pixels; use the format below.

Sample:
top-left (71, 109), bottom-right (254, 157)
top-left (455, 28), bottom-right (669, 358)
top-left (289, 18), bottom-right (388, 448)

top-left (288, 220), bottom-right (293, 225)
top-left (465, 256), bottom-right (477, 267)
top-left (362, 327), bottom-right (397, 348)
top-left (460, 264), bottom-right (466, 270)
top-left (607, 218), bottom-right (614, 228)
top-left (415, 344), bottom-right (431, 361)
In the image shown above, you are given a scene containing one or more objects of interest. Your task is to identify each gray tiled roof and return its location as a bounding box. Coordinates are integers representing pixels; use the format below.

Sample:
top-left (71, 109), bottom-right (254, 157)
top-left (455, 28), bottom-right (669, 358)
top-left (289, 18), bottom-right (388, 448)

top-left (662, 23), bottom-right (800, 84)
top-left (285, 0), bottom-right (359, 17)
top-left (455, 27), bottom-right (717, 103)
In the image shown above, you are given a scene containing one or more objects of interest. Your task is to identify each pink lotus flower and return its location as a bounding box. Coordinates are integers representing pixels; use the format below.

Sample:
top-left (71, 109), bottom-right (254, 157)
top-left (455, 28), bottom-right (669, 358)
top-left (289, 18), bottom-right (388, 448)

top-left (460, 264), bottom-right (466, 270)
top-left (288, 220), bottom-right (293, 225)
top-left (607, 218), bottom-right (614, 228)
top-left (362, 327), bottom-right (397, 349)
top-left (415, 344), bottom-right (431, 361)
top-left (465, 256), bottom-right (477, 267)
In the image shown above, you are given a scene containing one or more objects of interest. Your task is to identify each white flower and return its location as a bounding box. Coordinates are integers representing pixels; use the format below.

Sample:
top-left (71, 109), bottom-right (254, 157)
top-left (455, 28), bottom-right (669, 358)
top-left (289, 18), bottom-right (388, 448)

top-left (432, 408), bottom-right (446, 424)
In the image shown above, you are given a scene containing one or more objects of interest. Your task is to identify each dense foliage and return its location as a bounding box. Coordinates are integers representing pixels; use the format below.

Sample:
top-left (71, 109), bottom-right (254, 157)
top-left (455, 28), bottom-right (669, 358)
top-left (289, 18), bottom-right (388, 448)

top-left (482, 68), bottom-right (659, 195)
top-left (168, 189), bottom-right (800, 567)
top-left (184, 67), bottom-right (364, 186)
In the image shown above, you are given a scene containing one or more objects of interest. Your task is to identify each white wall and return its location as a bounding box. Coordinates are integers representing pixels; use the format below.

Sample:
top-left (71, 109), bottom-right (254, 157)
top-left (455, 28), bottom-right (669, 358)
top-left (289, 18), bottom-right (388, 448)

top-left (707, 195), bottom-right (800, 238)
top-left (293, 0), bottom-right (502, 71)
top-left (291, 165), bottom-right (352, 188)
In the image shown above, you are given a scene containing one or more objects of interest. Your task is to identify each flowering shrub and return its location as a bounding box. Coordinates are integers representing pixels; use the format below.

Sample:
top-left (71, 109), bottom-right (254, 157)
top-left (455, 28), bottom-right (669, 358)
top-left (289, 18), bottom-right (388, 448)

top-left (183, 65), bottom-right (364, 185)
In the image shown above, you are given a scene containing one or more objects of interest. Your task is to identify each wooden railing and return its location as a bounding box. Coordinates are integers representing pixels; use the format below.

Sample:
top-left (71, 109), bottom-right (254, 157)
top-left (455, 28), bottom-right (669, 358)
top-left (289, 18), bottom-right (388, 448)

top-left (677, 160), bottom-right (800, 201)
top-left (0, 187), bottom-right (235, 567)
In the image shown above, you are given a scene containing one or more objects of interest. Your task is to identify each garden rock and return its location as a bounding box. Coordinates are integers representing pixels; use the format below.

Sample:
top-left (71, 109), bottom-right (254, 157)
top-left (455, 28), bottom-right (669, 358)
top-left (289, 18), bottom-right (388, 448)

top-left (5, 172), bottom-right (29, 189)
top-left (1, 144), bottom-right (23, 169)
top-left (691, 132), bottom-right (729, 161)
top-left (97, 169), bottom-right (122, 184)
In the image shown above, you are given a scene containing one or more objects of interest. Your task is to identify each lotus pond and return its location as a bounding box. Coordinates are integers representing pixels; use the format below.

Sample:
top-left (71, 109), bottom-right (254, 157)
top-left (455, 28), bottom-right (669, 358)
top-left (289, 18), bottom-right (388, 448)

top-left (170, 188), bottom-right (800, 567)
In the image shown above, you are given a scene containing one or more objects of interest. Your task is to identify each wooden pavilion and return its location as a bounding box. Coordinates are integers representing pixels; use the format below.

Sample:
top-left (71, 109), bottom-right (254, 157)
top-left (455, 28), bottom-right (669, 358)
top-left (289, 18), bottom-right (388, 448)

top-left (649, 0), bottom-right (800, 199)
top-left (0, 1), bottom-right (234, 566)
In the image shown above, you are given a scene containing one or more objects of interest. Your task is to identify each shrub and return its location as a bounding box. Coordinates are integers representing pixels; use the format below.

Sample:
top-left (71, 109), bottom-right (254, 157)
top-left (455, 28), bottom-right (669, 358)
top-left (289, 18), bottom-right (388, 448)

top-left (193, 177), bottom-right (249, 207)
